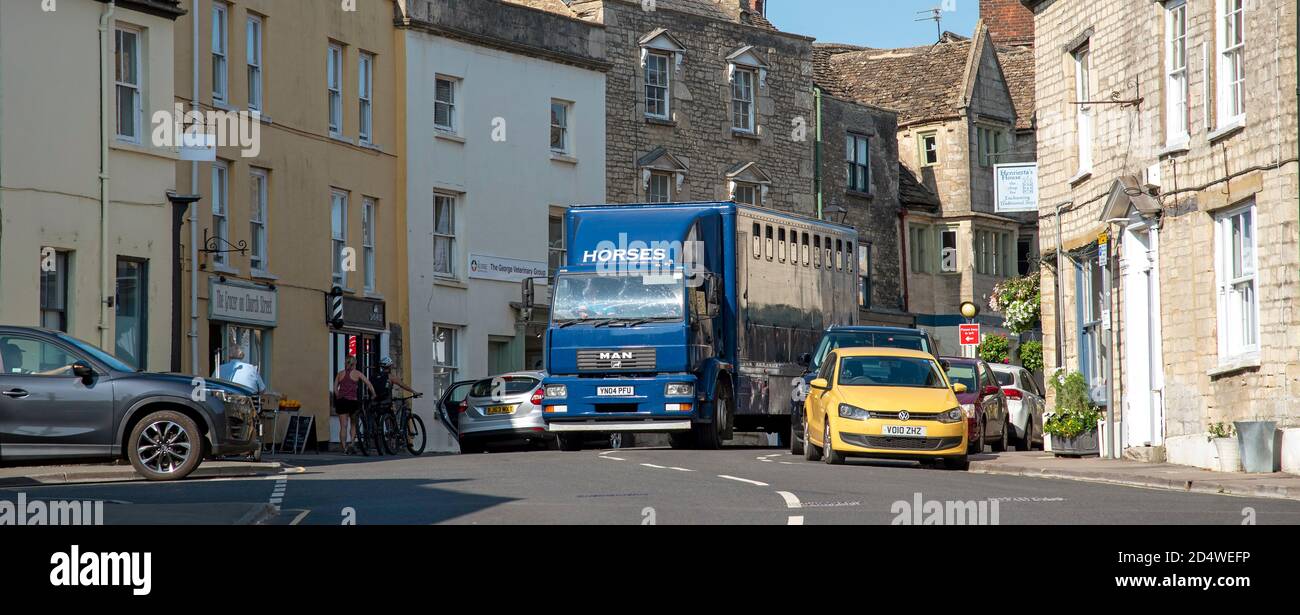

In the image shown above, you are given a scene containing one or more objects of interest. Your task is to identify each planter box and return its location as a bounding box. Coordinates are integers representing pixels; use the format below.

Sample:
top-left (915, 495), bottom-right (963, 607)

top-left (1050, 429), bottom-right (1099, 457)
top-left (1212, 437), bottom-right (1242, 472)
top-left (1282, 428), bottom-right (1300, 475)
top-left (1235, 421), bottom-right (1277, 473)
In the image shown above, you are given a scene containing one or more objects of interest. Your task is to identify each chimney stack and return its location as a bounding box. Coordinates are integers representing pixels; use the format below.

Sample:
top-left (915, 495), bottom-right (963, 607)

top-left (979, 0), bottom-right (1034, 46)
top-left (741, 0), bottom-right (766, 16)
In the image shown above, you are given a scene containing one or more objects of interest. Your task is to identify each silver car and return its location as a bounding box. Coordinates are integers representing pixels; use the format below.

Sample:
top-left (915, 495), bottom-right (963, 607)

top-left (456, 371), bottom-right (549, 453)
top-left (990, 364), bottom-right (1046, 451)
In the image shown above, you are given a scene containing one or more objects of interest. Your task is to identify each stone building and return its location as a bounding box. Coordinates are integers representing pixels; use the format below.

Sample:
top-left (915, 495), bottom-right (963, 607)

top-left (816, 17), bottom-right (1037, 354)
top-left (1025, 0), bottom-right (1299, 466)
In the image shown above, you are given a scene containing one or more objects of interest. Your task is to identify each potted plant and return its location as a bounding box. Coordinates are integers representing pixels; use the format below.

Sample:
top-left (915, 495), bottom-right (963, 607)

top-left (988, 272), bottom-right (1042, 335)
top-left (1233, 419), bottom-right (1277, 473)
top-left (1043, 370), bottom-right (1101, 456)
top-left (1208, 422), bottom-right (1241, 472)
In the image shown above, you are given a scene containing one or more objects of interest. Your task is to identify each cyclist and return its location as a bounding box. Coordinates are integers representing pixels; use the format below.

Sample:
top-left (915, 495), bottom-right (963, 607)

top-left (374, 357), bottom-right (420, 404)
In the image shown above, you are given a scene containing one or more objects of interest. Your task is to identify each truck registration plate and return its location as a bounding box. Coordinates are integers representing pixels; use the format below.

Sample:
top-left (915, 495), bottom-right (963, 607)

top-left (597, 386), bottom-right (635, 397)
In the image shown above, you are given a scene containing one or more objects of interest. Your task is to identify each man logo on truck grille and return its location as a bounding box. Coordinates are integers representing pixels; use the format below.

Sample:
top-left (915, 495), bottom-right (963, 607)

top-left (599, 352), bottom-right (634, 361)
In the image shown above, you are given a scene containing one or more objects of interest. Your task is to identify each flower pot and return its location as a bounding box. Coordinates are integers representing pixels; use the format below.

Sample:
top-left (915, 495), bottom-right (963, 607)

top-left (1212, 437), bottom-right (1241, 472)
top-left (1050, 428), bottom-right (1099, 457)
top-left (1234, 421), bottom-right (1277, 474)
top-left (1280, 428), bottom-right (1300, 474)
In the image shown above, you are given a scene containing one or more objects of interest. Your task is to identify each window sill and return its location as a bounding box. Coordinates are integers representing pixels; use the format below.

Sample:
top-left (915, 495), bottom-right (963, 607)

top-left (432, 276), bottom-right (467, 290)
top-left (1157, 140), bottom-right (1190, 158)
top-left (111, 139), bottom-right (181, 162)
top-left (213, 100), bottom-right (238, 113)
top-left (1208, 120), bottom-right (1245, 143)
top-left (645, 117), bottom-right (676, 128)
top-left (364, 290), bottom-right (385, 300)
top-left (1067, 168), bottom-right (1093, 186)
top-left (550, 152), bottom-right (579, 165)
top-left (250, 269), bottom-right (279, 282)
top-left (435, 131), bottom-right (466, 144)
top-left (329, 135), bottom-right (356, 146)
top-left (846, 189), bottom-right (874, 200)
top-left (209, 262), bottom-right (241, 276)
top-left (1207, 354), bottom-right (1261, 379)
top-left (731, 129), bottom-right (760, 141)
top-left (251, 110), bottom-right (272, 125)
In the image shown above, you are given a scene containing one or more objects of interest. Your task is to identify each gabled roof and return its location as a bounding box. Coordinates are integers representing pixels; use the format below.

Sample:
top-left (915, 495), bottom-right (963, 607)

top-left (637, 146), bottom-right (689, 171)
top-left (724, 161), bottom-right (773, 184)
top-left (997, 45), bottom-right (1036, 130)
top-left (814, 39), bottom-right (974, 127)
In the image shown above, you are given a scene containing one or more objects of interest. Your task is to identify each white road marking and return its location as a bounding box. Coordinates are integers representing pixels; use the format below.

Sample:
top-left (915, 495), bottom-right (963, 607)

top-left (788, 515), bottom-right (805, 525)
top-left (717, 474), bottom-right (769, 487)
top-left (600, 456), bottom-right (626, 461)
top-left (289, 510), bottom-right (311, 525)
top-left (668, 467), bottom-right (695, 472)
top-left (641, 463), bottom-right (668, 469)
top-left (779, 461), bottom-right (797, 465)
top-left (776, 491), bottom-right (802, 509)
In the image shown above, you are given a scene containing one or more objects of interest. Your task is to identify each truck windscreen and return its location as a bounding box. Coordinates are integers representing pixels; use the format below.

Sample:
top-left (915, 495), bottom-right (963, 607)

top-left (552, 273), bottom-right (684, 322)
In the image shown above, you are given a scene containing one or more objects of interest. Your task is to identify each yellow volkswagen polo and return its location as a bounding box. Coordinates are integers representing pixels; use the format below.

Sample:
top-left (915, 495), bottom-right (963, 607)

top-left (802, 347), bottom-right (970, 470)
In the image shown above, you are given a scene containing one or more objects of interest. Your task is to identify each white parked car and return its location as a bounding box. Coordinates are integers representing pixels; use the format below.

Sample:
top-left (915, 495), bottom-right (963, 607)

top-left (990, 364), bottom-right (1046, 451)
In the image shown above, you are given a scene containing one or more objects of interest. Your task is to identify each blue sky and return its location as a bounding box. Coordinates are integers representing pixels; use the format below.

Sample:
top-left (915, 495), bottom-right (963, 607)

top-left (767, 0), bottom-right (980, 49)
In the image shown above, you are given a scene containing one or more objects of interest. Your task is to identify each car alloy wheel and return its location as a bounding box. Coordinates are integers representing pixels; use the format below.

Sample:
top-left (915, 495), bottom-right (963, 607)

top-left (137, 420), bottom-right (192, 475)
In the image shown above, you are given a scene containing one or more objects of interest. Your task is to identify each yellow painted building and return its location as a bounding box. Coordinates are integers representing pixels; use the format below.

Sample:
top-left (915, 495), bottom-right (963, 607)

top-left (173, 0), bottom-right (407, 446)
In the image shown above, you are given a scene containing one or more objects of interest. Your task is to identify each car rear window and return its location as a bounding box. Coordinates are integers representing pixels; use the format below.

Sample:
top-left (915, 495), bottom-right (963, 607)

top-left (994, 370), bottom-right (1015, 386)
top-left (470, 376), bottom-right (540, 398)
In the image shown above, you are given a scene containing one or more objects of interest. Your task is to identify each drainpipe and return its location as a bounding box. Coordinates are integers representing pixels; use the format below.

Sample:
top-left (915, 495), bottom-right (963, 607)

top-left (814, 86), bottom-right (823, 220)
top-left (98, 1), bottom-right (116, 350)
top-left (1052, 201), bottom-right (1071, 371)
top-left (189, 0), bottom-right (201, 375)
top-left (168, 193), bottom-right (201, 373)
top-left (898, 209), bottom-right (910, 313)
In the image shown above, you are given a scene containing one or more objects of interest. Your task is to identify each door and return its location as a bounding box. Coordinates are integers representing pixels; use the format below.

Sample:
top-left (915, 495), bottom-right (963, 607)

top-left (0, 334), bottom-right (114, 460)
top-left (1123, 225), bottom-right (1164, 446)
top-left (435, 381), bottom-right (474, 439)
top-left (808, 352), bottom-right (837, 444)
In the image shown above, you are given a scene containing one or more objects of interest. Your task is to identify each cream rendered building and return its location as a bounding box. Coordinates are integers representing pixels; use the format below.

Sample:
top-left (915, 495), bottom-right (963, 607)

top-left (0, 0), bottom-right (186, 372)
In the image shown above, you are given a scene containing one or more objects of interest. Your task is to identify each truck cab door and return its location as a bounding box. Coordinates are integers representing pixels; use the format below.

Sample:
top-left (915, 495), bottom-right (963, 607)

top-left (435, 381), bottom-right (474, 439)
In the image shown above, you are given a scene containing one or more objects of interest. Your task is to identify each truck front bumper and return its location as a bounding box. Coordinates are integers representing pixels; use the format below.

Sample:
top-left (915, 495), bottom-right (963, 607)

top-left (541, 374), bottom-right (699, 433)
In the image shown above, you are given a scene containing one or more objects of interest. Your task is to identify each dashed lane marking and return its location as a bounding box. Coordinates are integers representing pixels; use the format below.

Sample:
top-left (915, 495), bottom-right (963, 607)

top-left (776, 491), bottom-right (802, 509)
top-left (718, 475), bottom-right (769, 487)
top-left (788, 515), bottom-right (805, 525)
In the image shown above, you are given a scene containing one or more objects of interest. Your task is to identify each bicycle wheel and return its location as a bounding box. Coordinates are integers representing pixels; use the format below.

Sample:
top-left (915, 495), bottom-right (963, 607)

top-left (379, 413), bottom-right (401, 456)
top-left (405, 414), bottom-right (427, 456)
top-left (353, 412), bottom-right (371, 457)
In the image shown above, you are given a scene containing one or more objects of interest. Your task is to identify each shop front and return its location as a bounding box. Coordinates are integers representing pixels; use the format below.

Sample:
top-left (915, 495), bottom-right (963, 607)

top-left (207, 277), bottom-right (278, 390)
top-left (325, 293), bottom-right (388, 446)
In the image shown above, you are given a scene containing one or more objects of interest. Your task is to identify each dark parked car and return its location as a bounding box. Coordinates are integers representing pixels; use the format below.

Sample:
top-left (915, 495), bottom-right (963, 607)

top-left (790, 326), bottom-right (939, 455)
top-left (941, 356), bottom-right (1010, 454)
top-left (0, 326), bottom-right (261, 480)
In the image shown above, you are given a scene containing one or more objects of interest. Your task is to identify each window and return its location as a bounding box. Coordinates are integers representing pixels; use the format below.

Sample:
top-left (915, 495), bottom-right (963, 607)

top-left (813, 236), bottom-right (822, 268)
top-left (433, 193), bottom-right (456, 276)
top-left (212, 162), bottom-right (230, 267)
top-left (764, 226), bottom-right (774, 261)
top-left (0, 336), bottom-right (80, 377)
top-left (733, 182), bottom-right (758, 206)
top-left (918, 131), bottom-right (938, 166)
top-left (1216, 201), bottom-right (1258, 359)
top-left (977, 126), bottom-right (1008, 167)
top-left (435, 76), bottom-right (457, 132)
top-left (647, 171), bottom-right (672, 203)
top-left (331, 190), bottom-right (348, 286)
top-left (362, 198), bottom-right (377, 292)
top-left (114, 258), bottom-right (148, 370)
top-left (846, 133), bottom-right (870, 193)
top-left (731, 67), bottom-right (756, 132)
top-left (212, 3), bottom-right (228, 104)
top-left (801, 233), bottom-right (810, 266)
top-left (939, 228), bottom-right (958, 273)
top-left (1077, 256), bottom-right (1106, 394)
top-left (858, 244), bottom-right (872, 309)
top-left (645, 52), bottom-right (671, 120)
top-left (835, 239), bottom-right (843, 271)
top-left (1216, 0), bottom-right (1246, 126)
top-left (327, 44), bottom-right (343, 136)
top-left (1074, 45), bottom-right (1093, 174)
top-left (551, 100), bottom-right (571, 153)
top-left (359, 52), bottom-right (374, 145)
top-left (249, 168), bottom-right (269, 271)
top-left (431, 325), bottom-right (459, 398)
top-left (247, 14), bottom-right (264, 111)
top-left (114, 26), bottom-right (142, 142)
top-left (1017, 234), bottom-right (1034, 275)
top-left (1165, 1), bottom-right (1188, 145)
top-left (789, 229), bottom-right (799, 264)
top-left (777, 228), bottom-right (786, 263)
top-left (751, 223), bottom-right (762, 259)
top-left (40, 250), bottom-right (70, 332)
top-left (975, 230), bottom-right (1013, 276)
top-left (549, 214), bottom-right (567, 277)
top-left (909, 224), bottom-right (932, 274)
top-left (823, 236), bottom-right (833, 269)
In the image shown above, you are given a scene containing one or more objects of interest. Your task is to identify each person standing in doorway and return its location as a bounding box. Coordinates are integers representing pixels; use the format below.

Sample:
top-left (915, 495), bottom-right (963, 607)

top-left (334, 356), bottom-right (376, 454)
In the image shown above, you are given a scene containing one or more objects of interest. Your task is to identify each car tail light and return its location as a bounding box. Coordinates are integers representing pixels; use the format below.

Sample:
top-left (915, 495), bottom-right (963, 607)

top-left (1002, 387), bottom-right (1022, 400)
top-left (530, 387), bottom-right (545, 406)
top-left (457, 400), bottom-right (468, 414)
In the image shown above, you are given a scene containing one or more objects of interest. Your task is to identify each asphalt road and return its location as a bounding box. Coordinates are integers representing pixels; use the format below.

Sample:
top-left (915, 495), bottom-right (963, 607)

top-left (6, 446), bottom-right (1300, 525)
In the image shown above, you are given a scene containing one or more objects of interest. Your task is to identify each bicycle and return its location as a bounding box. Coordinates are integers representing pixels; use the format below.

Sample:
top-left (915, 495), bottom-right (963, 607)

top-left (349, 399), bottom-right (381, 457)
top-left (379, 393), bottom-right (427, 456)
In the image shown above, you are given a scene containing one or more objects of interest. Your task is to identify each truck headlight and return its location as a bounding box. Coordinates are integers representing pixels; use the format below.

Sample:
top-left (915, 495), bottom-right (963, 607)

top-left (544, 384), bottom-right (567, 399)
top-left (838, 403), bottom-right (870, 421)
top-left (937, 407), bottom-right (965, 424)
top-left (665, 383), bottom-right (694, 397)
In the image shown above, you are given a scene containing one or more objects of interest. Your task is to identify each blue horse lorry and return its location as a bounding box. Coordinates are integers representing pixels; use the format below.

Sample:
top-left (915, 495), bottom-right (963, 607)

top-left (531, 202), bottom-right (858, 451)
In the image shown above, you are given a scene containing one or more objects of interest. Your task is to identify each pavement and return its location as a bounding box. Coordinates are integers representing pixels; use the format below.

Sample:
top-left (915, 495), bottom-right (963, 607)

top-left (0, 459), bottom-right (286, 488)
top-left (6, 446), bottom-right (1299, 525)
top-left (971, 451), bottom-right (1300, 501)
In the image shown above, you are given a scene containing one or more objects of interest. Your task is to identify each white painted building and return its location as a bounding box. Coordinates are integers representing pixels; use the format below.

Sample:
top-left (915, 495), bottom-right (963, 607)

top-left (396, 0), bottom-right (608, 450)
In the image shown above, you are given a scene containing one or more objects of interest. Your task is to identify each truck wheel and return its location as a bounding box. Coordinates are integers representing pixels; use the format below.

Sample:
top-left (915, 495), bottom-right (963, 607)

top-left (694, 381), bottom-right (731, 450)
top-left (557, 434), bottom-right (583, 452)
top-left (669, 432), bottom-right (694, 449)
top-left (128, 410), bottom-right (204, 481)
top-left (789, 422), bottom-right (804, 456)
